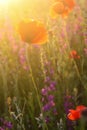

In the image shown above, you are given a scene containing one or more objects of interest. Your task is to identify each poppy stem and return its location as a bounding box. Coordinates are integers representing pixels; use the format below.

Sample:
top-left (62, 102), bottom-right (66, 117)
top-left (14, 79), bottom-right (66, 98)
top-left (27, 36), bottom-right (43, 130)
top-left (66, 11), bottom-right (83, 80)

top-left (26, 44), bottom-right (48, 130)
top-left (26, 44), bottom-right (41, 109)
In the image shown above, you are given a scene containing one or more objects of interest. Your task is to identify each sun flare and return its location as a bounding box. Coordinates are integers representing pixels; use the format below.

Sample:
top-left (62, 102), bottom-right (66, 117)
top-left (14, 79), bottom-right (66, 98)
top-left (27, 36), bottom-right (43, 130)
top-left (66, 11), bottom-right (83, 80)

top-left (0, 0), bottom-right (10, 5)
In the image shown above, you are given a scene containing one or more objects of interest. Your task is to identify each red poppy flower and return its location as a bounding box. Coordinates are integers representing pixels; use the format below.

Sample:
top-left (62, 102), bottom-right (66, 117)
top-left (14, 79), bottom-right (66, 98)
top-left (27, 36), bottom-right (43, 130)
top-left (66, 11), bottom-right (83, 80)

top-left (64, 0), bottom-right (75, 10)
top-left (54, 0), bottom-right (75, 10)
top-left (50, 1), bottom-right (69, 18)
top-left (69, 50), bottom-right (80, 59)
top-left (68, 105), bottom-right (87, 121)
top-left (68, 109), bottom-right (81, 120)
top-left (52, 0), bottom-right (75, 18)
top-left (18, 19), bottom-right (48, 44)
top-left (76, 105), bottom-right (87, 112)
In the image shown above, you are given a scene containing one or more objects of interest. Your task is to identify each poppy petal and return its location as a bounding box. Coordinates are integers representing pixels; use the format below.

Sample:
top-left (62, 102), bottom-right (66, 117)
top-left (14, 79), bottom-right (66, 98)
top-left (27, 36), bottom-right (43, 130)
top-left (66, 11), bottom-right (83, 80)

top-left (76, 105), bottom-right (87, 112)
top-left (68, 110), bottom-right (81, 120)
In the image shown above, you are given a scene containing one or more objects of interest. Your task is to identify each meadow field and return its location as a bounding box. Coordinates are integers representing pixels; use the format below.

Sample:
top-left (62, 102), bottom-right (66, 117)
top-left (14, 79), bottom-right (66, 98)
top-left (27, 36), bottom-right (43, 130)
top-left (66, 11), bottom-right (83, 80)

top-left (0, 0), bottom-right (87, 129)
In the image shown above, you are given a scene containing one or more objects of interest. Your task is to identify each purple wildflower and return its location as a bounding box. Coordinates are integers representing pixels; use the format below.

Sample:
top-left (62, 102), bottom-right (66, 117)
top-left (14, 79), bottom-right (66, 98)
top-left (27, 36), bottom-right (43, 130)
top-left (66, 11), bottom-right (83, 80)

top-left (42, 103), bottom-right (51, 112)
top-left (0, 118), bottom-right (12, 129)
top-left (48, 95), bottom-right (54, 101)
top-left (49, 100), bottom-right (55, 107)
top-left (40, 56), bottom-right (57, 124)
top-left (44, 76), bottom-right (50, 83)
top-left (41, 88), bottom-right (48, 96)
top-left (49, 83), bottom-right (56, 91)
top-left (3, 121), bottom-right (13, 129)
top-left (0, 127), bottom-right (4, 130)
top-left (42, 101), bottom-right (55, 112)
top-left (45, 116), bottom-right (50, 123)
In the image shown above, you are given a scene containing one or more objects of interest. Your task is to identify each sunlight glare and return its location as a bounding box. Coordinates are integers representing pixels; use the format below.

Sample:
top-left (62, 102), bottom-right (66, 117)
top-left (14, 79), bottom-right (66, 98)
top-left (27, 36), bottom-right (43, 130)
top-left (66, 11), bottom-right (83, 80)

top-left (0, 0), bottom-right (10, 5)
